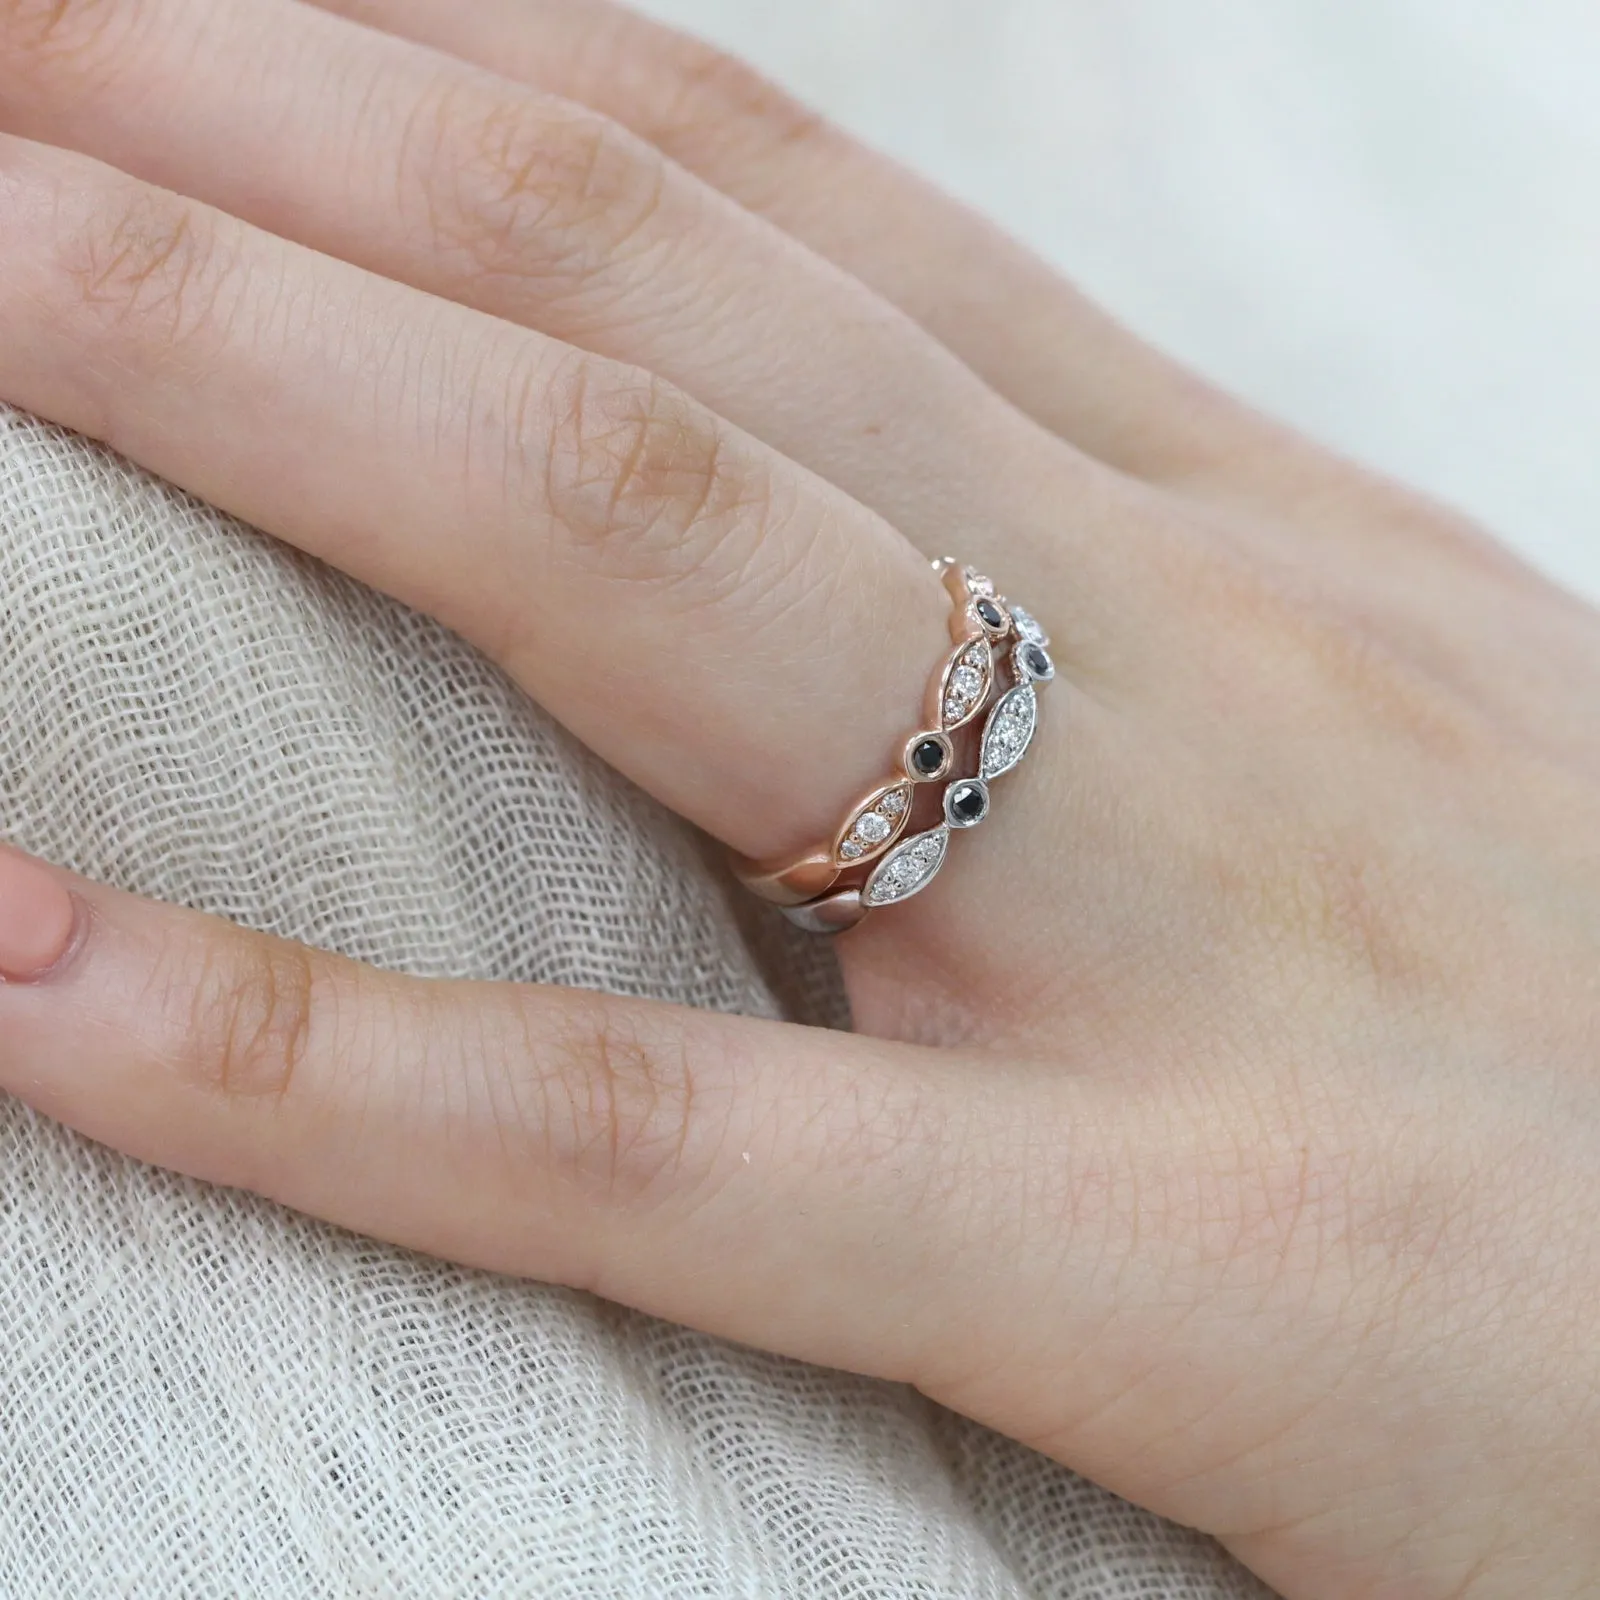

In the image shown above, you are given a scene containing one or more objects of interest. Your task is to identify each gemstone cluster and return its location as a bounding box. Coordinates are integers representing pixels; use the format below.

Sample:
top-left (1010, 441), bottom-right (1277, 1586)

top-left (836, 783), bottom-right (913, 865)
top-left (855, 566), bottom-right (1052, 912)
top-left (738, 557), bottom-right (1054, 931)
top-left (980, 685), bottom-right (1038, 781)
top-left (864, 828), bottom-right (950, 908)
top-left (941, 639), bottom-right (993, 729)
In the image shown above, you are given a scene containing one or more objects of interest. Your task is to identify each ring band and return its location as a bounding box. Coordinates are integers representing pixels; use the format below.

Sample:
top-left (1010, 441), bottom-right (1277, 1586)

top-left (731, 558), bottom-right (1054, 931)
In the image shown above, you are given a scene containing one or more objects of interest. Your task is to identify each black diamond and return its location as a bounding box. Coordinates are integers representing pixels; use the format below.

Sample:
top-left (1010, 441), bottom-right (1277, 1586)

top-left (948, 782), bottom-right (989, 826)
top-left (912, 738), bottom-right (947, 777)
top-left (1022, 643), bottom-right (1054, 681)
top-left (975, 598), bottom-right (1004, 630)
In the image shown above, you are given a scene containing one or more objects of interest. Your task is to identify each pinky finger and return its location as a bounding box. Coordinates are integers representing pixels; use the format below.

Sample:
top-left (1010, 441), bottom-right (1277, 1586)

top-left (0, 842), bottom-right (1018, 1392)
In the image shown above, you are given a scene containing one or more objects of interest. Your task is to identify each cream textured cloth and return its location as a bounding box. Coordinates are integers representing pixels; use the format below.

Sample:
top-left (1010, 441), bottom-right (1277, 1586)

top-left (0, 405), bottom-right (1279, 1596)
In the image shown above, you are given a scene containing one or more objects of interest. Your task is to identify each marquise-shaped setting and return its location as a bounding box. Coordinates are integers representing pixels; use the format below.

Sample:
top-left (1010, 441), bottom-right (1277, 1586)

top-left (863, 826), bottom-right (951, 908)
top-left (834, 781), bottom-right (913, 866)
top-left (938, 638), bottom-right (994, 730)
top-left (980, 683), bottom-right (1038, 781)
top-left (967, 595), bottom-right (1012, 639)
top-left (1009, 604), bottom-right (1050, 649)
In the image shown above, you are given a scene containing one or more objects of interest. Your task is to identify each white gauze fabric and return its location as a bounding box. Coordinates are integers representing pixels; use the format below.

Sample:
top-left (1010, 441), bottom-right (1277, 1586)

top-left (0, 404), bottom-right (1279, 1598)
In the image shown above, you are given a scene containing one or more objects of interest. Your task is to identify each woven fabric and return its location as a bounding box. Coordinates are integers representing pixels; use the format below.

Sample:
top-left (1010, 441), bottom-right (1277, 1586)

top-left (0, 404), bottom-right (1276, 1597)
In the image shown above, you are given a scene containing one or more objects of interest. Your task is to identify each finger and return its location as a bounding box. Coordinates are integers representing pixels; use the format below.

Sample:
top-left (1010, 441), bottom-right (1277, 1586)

top-left (0, 133), bottom-right (956, 867)
top-left (303, 0), bottom-right (1227, 486)
top-left (0, 841), bottom-right (1078, 1406)
top-left (308, 0), bottom-right (1588, 747)
top-left (310, 0), bottom-right (1530, 561)
top-left (0, 0), bottom-right (1057, 552)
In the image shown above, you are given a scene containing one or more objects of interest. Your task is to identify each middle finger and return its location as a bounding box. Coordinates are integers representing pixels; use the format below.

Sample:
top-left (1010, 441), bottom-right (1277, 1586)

top-left (0, 0), bottom-right (1065, 555)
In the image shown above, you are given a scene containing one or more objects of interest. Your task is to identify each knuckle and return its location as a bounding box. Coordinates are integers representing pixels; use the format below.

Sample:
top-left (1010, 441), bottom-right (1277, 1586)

top-left (533, 1000), bottom-right (716, 1214)
top-left (0, 0), bottom-right (136, 78)
top-left (539, 358), bottom-right (770, 591)
top-left (416, 82), bottom-right (666, 289)
top-left (643, 30), bottom-right (828, 165)
top-left (179, 930), bottom-right (319, 1103)
top-left (58, 182), bottom-right (233, 347)
top-left (1244, 568), bottom-right (1487, 762)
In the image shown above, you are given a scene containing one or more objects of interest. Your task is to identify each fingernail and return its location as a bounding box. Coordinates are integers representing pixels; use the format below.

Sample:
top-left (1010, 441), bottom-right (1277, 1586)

top-left (0, 847), bottom-right (81, 983)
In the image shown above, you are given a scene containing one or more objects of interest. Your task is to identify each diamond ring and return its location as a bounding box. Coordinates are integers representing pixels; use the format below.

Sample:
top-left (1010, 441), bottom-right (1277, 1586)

top-left (732, 559), bottom-right (1054, 932)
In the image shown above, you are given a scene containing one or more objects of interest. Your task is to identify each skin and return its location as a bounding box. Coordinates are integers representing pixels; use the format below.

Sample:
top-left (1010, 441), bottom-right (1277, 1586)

top-left (0, 1), bottom-right (1596, 1595)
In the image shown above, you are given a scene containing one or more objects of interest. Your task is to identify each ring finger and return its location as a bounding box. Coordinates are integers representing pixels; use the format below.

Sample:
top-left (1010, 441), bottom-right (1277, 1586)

top-left (0, 132), bottom-right (954, 870)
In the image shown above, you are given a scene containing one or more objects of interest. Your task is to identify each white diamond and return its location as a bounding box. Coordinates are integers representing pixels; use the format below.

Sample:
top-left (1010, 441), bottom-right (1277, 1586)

top-left (839, 839), bottom-right (864, 860)
top-left (879, 790), bottom-right (906, 816)
top-left (951, 665), bottom-right (982, 700)
top-left (981, 685), bottom-right (1038, 780)
top-left (1011, 606), bottom-right (1049, 648)
top-left (864, 827), bottom-right (950, 907)
top-left (854, 811), bottom-right (892, 844)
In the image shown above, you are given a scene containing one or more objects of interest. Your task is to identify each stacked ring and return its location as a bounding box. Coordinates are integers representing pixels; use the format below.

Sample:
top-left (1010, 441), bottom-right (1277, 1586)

top-left (731, 558), bottom-right (1054, 934)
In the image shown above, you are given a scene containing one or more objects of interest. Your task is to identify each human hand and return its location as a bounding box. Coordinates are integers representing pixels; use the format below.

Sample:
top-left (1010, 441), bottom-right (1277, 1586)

top-left (0, 3), bottom-right (1596, 1596)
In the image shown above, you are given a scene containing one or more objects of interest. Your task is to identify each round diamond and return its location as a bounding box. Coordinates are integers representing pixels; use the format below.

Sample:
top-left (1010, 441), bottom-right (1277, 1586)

top-left (839, 839), bottom-right (864, 860)
top-left (880, 790), bottom-right (907, 816)
top-left (951, 666), bottom-right (982, 699)
top-left (910, 738), bottom-right (948, 778)
top-left (854, 811), bottom-right (892, 844)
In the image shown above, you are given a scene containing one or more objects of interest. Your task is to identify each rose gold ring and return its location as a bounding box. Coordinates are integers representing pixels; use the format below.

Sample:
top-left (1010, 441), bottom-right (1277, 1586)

top-left (730, 558), bottom-right (1055, 932)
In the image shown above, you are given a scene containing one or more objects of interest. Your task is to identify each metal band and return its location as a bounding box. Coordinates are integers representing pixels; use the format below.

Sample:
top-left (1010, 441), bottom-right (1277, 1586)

top-left (730, 558), bottom-right (1007, 904)
top-left (733, 558), bottom-right (1054, 932)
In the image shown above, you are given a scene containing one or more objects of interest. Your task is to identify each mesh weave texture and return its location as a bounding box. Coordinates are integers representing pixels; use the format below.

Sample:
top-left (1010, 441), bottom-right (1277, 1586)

top-left (0, 405), bottom-right (1278, 1598)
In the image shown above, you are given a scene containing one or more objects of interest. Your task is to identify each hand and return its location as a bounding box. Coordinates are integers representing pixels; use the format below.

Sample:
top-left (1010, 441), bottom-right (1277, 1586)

top-left (1, 4), bottom-right (1596, 1596)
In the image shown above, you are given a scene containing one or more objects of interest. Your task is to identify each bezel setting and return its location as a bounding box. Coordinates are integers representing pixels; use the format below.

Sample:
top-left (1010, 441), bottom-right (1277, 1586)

top-left (970, 596), bottom-right (1011, 638)
top-left (943, 779), bottom-right (991, 830)
top-left (1015, 640), bottom-right (1055, 684)
top-left (734, 561), bottom-right (1055, 931)
top-left (904, 731), bottom-right (953, 783)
